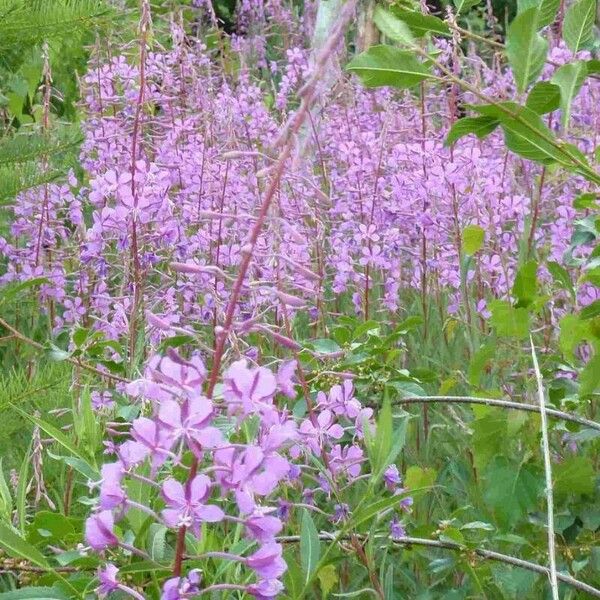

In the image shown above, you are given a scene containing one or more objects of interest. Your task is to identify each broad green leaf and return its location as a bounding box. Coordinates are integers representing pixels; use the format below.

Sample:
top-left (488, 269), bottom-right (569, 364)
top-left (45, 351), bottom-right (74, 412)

top-left (373, 7), bottom-right (414, 45)
top-left (300, 510), bottom-right (320, 583)
top-left (346, 46), bottom-right (433, 89)
top-left (0, 589), bottom-right (68, 600)
top-left (483, 457), bottom-right (541, 527)
top-left (551, 61), bottom-right (587, 129)
top-left (147, 524), bottom-right (168, 561)
top-left (580, 352), bottom-right (600, 396)
top-left (405, 466), bottom-right (437, 494)
top-left (446, 116), bottom-right (499, 145)
top-left (318, 564), bottom-right (339, 598)
top-left (573, 192), bottom-right (598, 210)
top-left (547, 261), bottom-right (574, 298)
top-left (563, 0), bottom-right (596, 52)
top-left (506, 8), bottom-right (548, 93)
top-left (525, 81), bottom-right (561, 114)
top-left (310, 338), bottom-right (341, 354)
top-left (554, 456), bottom-right (595, 496)
top-left (462, 224), bottom-right (485, 254)
top-left (538, 0), bottom-right (561, 26)
top-left (580, 299), bottom-right (600, 319)
top-left (471, 407), bottom-right (507, 472)
top-left (468, 341), bottom-right (496, 387)
top-left (389, 9), bottom-right (450, 37)
top-left (512, 260), bottom-right (538, 307)
top-left (489, 300), bottom-right (530, 338)
top-left (0, 522), bottom-right (49, 568)
top-left (558, 314), bottom-right (591, 356)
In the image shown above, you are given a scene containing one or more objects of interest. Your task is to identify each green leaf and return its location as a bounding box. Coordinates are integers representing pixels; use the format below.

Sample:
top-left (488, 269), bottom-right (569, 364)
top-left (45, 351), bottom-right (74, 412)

top-left (573, 192), bottom-right (598, 210)
top-left (405, 466), bottom-right (437, 494)
top-left (384, 564), bottom-right (395, 599)
top-left (318, 564), bottom-right (339, 598)
top-left (453, 0), bottom-right (480, 13)
top-left (147, 524), bottom-right (169, 561)
top-left (489, 300), bottom-right (530, 338)
top-left (468, 341), bottom-right (497, 387)
top-left (462, 224), bottom-right (486, 254)
top-left (0, 458), bottom-right (13, 521)
top-left (310, 338), bottom-right (342, 354)
top-left (554, 456), bottom-right (595, 496)
top-left (580, 299), bottom-right (600, 319)
top-left (538, 0), bottom-right (561, 26)
top-left (300, 510), bottom-right (321, 583)
top-left (558, 314), bottom-right (591, 356)
top-left (506, 8), bottom-right (548, 93)
top-left (0, 277), bottom-right (49, 306)
top-left (373, 7), bottom-right (415, 45)
top-left (563, 0), bottom-right (596, 52)
top-left (368, 396), bottom-right (393, 476)
top-left (483, 457), bottom-right (541, 527)
top-left (547, 261), bottom-right (574, 298)
top-left (0, 588), bottom-right (68, 600)
top-left (446, 116), bottom-right (499, 146)
top-left (551, 61), bottom-right (587, 129)
top-left (512, 260), bottom-right (538, 307)
top-left (389, 9), bottom-right (450, 37)
top-left (580, 352), bottom-right (600, 396)
top-left (471, 407), bottom-right (508, 472)
top-left (0, 522), bottom-right (49, 568)
top-left (525, 82), bottom-right (561, 114)
top-left (346, 46), bottom-right (433, 89)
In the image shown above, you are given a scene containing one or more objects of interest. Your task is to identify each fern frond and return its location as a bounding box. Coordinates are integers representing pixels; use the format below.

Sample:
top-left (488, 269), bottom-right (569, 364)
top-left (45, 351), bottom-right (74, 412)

top-left (0, 128), bottom-right (82, 166)
top-left (0, 0), bottom-right (115, 48)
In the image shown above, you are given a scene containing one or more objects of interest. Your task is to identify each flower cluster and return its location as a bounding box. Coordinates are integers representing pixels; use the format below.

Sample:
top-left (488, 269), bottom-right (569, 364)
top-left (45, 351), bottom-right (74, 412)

top-left (85, 350), bottom-right (407, 598)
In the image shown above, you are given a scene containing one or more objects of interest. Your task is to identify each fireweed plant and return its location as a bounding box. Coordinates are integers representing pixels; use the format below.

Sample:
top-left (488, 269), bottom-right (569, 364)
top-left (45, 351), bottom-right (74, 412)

top-left (0, 0), bottom-right (599, 598)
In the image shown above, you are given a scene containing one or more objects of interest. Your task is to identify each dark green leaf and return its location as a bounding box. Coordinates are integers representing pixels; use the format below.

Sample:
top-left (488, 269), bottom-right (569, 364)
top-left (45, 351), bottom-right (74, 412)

top-left (554, 456), bottom-right (595, 496)
top-left (489, 300), bottom-right (530, 338)
top-left (506, 8), bottom-right (548, 93)
top-left (0, 523), bottom-right (49, 568)
top-left (525, 81), bottom-right (560, 114)
top-left (373, 7), bottom-right (415, 45)
top-left (446, 116), bottom-right (499, 146)
top-left (563, 0), bottom-right (596, 52)
top-left (389, 8), bottom-right (451, 37)
top-left (346, 46), bottom-right (433, 89)
top-left (580, 299), bottom-right (600, 319)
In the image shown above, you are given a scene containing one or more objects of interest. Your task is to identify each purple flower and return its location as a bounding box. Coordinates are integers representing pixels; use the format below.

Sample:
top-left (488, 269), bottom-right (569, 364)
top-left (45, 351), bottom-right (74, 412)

top-left (245, 543), bottom-right (287, 579)
top-left (329, 444), bottom-right (363, 478)
top-left (390, 516), bottom-right (406, 541)
top-left (161, 570), bottom-right (202, 600)
top-left (85, 510), bottom-right (118, 550)
top-left (97, 563), bottom-right (119, 596)
top-left (247, 579), bottom-right (285, 599)
top-left (162, 475), bottom-right (224, 535)
top-left (332, 503), bottom-right (350, 523)
top-left (384, 464), bottom-right (402, 491)
top-left (91, 390), bottom-right (114, 411)
top-left (147, 349), bottom-right (206, 395)
top-left (158, 396), bottom-right (223, 453)
top-left (299, 410), bottom-right (344, 454)
top-left (223, 359), bottom-right (277, 416)
top-left (276, 359), bottom-right (297, 398)
top-left (245, 513), bottom-right (283, 542)
top-left (98, 462), bottom-right (126, 510)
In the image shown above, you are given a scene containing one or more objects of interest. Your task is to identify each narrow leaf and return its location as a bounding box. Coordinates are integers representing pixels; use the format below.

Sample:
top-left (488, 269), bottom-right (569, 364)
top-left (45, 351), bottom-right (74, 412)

top-left (0, 522), bottom-right (49, 568)
top-left (346, 46), bottom-right (433, 89)
top-left (563, 0), bottom-right (596, 52)
top-left (300, 510), bottom-right (321, 583)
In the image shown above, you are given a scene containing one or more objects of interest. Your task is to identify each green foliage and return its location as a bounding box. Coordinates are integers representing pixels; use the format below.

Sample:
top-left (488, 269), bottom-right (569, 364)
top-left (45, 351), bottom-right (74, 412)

top-left (506, 8), bottom-right (547, 93)
top-left (562, 0), bottom-right (596, 53)
top-left (551, 61), bottom-right (587, 129)
top-left (346, 46), bottom-right (433, 89)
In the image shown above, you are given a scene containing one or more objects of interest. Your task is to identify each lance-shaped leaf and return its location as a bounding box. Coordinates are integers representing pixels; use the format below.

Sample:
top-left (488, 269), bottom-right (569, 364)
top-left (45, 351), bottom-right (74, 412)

top-left (506, 8), bottom-right (548, 93)
top-left (551, 61), bottom-right (587, 129)
top-left (346, 45), bottom-right (434, 89)
top-left (563, 0), bottom-right (596, 52)
top-left (389, 8), bottom-right (450, 37)
top-left (300, 510), bottom-right (320, 583)
top-left (445, 116), bottom-right (499, 145)
top-left (373, 7), bottom-right (415, 45)
top-left (525, 81), bottom-right (560, 114)
top-left (519, 0), bottom-right (561, 27)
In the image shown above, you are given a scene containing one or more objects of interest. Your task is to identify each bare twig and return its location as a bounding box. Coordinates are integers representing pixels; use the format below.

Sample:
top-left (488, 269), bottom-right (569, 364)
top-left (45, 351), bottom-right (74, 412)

top-left (389, 396), bottom-right (600, 432)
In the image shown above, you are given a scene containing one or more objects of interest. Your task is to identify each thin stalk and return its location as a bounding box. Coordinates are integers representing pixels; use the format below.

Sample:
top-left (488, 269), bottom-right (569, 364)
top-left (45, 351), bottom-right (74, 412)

top-left (389, 395), bottom-right (600, 432)
top-left (530, 338), bottom-right (559, 600)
